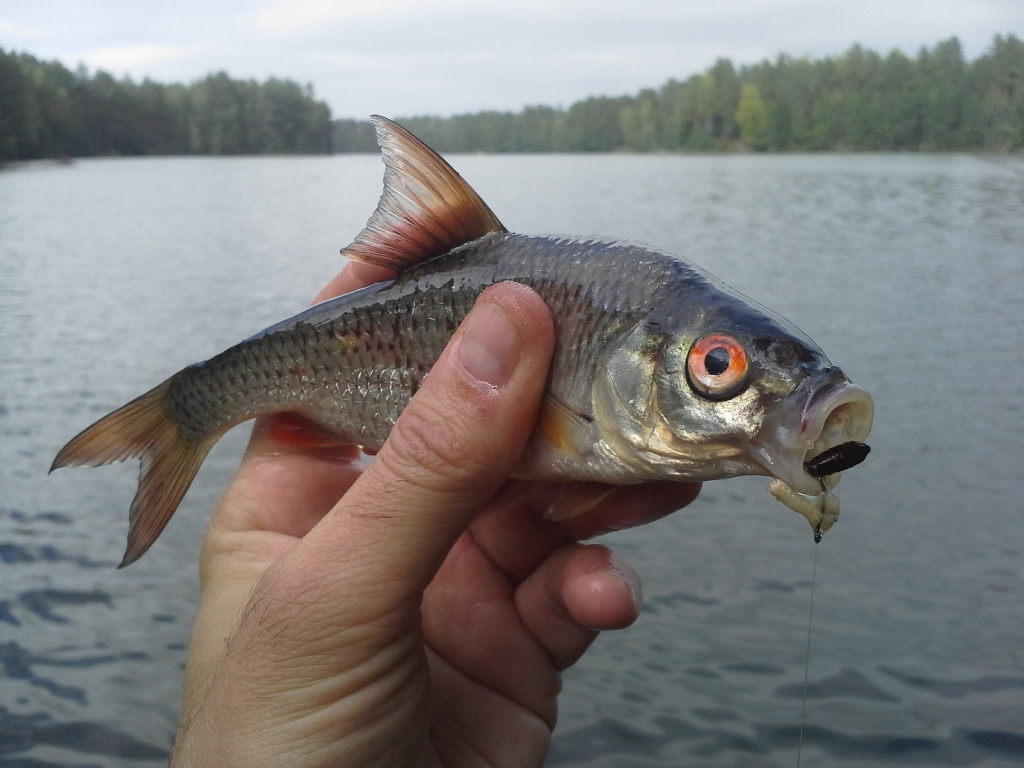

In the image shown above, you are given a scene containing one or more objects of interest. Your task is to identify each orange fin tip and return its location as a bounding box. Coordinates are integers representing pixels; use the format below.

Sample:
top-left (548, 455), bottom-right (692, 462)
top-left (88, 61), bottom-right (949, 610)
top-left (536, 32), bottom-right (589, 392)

top-left (51, 380), bottom-right (216, 567)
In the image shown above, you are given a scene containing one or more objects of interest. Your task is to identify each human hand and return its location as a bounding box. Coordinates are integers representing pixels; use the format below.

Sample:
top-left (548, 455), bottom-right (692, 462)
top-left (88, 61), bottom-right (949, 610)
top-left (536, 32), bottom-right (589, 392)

top-left (169, 266), bottom-right (701, 768)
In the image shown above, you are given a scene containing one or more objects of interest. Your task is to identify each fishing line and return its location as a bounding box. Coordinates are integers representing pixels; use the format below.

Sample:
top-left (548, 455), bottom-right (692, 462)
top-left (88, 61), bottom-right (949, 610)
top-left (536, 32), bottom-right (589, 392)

top-left (795, 532), bottom-right (820, 767)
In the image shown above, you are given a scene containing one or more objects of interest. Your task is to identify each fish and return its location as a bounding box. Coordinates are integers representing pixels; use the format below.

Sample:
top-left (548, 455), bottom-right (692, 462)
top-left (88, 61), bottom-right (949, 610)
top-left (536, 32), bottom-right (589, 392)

top-left (51, 115), bottom-right (874, 567)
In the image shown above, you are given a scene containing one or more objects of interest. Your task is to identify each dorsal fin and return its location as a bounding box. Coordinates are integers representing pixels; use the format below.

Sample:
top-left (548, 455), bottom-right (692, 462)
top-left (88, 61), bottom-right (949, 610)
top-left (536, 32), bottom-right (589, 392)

top-left (341, 115), bottom-right (507, 271)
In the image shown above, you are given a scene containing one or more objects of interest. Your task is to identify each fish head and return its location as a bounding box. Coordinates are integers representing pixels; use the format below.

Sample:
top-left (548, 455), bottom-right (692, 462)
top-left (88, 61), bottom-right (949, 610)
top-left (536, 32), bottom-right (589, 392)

top-left (594, 287), bottom-right (873, 531)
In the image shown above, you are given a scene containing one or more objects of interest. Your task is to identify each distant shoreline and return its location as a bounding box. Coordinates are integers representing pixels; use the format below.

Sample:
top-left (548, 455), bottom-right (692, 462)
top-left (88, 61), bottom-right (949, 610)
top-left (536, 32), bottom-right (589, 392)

top-left (3, 34), bottom-right (1021, 161)
top-left (335, 35), bottom-right (1024, 155)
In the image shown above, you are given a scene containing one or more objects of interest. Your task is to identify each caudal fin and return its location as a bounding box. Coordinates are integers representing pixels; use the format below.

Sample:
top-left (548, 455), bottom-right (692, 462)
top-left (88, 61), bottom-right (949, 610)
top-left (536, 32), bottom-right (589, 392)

top-left (51, 381), bottom-right (216, 567)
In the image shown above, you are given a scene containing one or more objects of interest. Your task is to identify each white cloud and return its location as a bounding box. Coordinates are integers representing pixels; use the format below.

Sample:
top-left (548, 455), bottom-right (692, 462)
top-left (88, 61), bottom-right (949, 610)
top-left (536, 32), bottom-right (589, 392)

top-left (0, 20), bottom-right (44, 40)
top-left (79, 44), bottom-right (197, 76)
top-left (248, 0), bottom-right (470, 36)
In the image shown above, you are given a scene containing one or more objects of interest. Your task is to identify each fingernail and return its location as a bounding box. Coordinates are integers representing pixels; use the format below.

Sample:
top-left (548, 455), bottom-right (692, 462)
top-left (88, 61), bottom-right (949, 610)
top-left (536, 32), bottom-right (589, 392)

top-left (457, 301), bottom-right (523, 387)
top-left (603, 552), bottom-right (643, 610)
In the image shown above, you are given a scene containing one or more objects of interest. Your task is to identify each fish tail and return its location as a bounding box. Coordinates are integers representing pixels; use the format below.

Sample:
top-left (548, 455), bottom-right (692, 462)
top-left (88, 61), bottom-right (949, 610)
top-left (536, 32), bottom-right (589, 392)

top-left (51, 380), bottom-right (216, 567)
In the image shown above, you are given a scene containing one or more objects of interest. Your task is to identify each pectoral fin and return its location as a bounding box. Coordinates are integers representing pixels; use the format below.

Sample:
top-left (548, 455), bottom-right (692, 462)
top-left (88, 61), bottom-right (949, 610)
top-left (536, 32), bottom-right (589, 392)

top-left (538, 394), bottom-right (596, 459)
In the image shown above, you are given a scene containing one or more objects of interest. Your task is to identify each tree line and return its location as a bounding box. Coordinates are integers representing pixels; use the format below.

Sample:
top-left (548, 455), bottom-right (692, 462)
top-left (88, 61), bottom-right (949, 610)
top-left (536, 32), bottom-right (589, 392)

top-left (3, 34), bottom-right (1020, 161)
top-left (335, 34), bottom-right (1023, 153)
top-left (0, 50), bottom-right (333, 160)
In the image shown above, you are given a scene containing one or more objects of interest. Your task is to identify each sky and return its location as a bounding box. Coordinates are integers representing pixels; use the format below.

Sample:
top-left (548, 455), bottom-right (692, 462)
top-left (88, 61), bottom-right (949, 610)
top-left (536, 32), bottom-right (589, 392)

top-left (2, 0), bottom-right (1021, 119)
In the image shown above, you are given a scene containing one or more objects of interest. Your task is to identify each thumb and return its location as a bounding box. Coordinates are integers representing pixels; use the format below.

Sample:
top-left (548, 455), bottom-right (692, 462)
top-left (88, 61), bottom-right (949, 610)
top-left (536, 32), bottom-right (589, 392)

top-left (276, 281), bottom-right (555, 618)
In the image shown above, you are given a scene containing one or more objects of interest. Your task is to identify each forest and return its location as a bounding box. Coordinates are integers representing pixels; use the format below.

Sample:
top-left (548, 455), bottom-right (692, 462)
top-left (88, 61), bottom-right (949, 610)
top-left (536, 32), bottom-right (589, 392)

top-left (2, 34), bottom-right (1021, 161)
top-left (0, 51), bottom-right (333, 160)
top-left (336, 34), bottom-right (1024, 153)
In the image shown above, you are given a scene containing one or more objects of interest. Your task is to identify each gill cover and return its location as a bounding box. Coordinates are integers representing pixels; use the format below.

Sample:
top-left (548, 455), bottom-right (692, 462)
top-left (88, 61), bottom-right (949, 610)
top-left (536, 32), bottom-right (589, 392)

top-left (593, 320), bottom-right (763, 481)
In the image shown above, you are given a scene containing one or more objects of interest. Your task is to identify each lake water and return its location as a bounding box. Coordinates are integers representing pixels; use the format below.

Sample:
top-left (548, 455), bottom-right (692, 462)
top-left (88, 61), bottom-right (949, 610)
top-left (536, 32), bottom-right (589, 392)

top-left (1, 151), bottom-right (1022, 767)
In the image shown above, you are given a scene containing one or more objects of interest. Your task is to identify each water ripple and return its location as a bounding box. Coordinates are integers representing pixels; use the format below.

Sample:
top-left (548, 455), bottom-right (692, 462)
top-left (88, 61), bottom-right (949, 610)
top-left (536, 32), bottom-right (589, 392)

top-left (0, 642), bottom-right (149, 704)
top-left (775, 668), bottom-right (901, 702)
top-left (0, 544), bottom-right (110, 570)
top-left (17, 591), bottom-right (113, 625)
top-left (549, 715), bottom-right (1024, 765)
top-left (0, 707), bottom-right (168, 762)
top-left (878, 667), bottom-right (1024, 699)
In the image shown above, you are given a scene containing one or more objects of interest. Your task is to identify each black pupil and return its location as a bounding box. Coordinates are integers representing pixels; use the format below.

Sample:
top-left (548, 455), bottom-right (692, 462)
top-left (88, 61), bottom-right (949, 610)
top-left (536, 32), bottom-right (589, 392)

top-left (705, 347), bottom-right (731, 375)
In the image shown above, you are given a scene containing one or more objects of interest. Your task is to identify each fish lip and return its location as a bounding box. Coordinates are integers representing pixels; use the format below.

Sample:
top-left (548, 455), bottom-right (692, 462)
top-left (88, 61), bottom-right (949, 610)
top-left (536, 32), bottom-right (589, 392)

top-left (748, 372), bottom-right (874, 496)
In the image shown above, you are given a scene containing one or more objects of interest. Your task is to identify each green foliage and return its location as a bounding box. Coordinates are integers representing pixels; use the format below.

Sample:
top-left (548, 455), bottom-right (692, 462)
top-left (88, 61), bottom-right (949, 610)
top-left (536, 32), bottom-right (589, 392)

top-left (0, 50), bottom-right (332, 160)
top-left (4, 35), bottom-right (1020, 159)
top-left (336, 34), bottom-right (1023, 154)
top-left (332, 118), bottom-right (377, 152)
top-left (967, 33), bottom-right (1024, 151)
top-left (735, 85), bottom-right (770, 150)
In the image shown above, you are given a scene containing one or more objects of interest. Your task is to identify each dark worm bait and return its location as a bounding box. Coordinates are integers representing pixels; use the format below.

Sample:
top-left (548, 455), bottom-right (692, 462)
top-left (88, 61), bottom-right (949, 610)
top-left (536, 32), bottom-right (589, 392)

top-left (805, 441), bottom-right (871, 477)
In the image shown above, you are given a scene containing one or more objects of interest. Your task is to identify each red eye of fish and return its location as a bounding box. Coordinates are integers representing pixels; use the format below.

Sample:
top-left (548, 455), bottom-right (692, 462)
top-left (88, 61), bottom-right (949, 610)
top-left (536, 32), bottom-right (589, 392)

top-left (687, 333), bottom-right (749, 400)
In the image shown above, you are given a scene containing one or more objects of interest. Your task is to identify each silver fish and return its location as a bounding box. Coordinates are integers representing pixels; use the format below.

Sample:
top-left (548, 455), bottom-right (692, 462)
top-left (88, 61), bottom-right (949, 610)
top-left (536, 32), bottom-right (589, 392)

top-left (52, 116), bottom-right (874, 566)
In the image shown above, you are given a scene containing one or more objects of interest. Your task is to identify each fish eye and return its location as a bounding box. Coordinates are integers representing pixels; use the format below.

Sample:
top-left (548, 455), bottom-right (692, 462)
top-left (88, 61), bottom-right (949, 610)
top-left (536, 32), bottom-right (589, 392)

top-left (687, 333), bottom-right (749, 400)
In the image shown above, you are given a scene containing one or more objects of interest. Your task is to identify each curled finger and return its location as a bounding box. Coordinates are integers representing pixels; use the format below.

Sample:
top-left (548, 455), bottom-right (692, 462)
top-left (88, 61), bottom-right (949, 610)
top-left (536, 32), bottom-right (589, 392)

top-left (465, 480), bottom-right (700, 586)
top-left (543, 480), bottom-right (702, 542)
top-left (514, 543), bottom-right (643, 670)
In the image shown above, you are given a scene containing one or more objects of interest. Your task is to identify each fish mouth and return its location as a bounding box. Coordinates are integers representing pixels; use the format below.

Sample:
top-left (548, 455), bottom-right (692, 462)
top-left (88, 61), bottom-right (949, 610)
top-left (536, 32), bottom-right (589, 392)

top-left (748, 372), bottom-right (874, 497)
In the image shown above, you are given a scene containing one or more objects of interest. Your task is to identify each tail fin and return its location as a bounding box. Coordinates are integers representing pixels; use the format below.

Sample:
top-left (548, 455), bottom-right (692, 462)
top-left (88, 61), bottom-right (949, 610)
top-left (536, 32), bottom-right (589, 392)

top-left (51, 380), bottom-right (216, 567)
